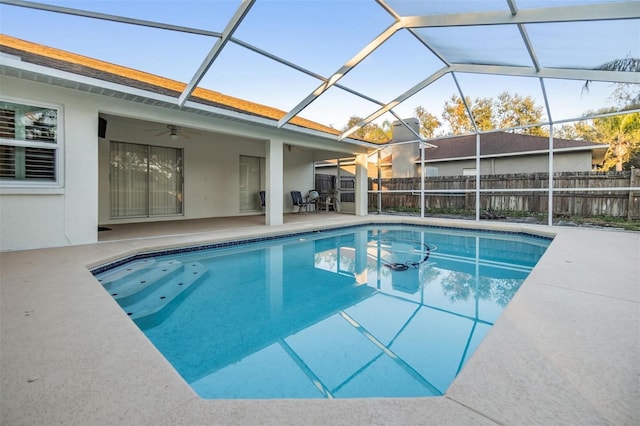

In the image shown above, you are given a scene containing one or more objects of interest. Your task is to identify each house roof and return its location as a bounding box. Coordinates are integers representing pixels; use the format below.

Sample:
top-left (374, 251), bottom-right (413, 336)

top-left (0, 34), bottom-right (341, 138)
top-left (420, 132), bottom-right (609, 164)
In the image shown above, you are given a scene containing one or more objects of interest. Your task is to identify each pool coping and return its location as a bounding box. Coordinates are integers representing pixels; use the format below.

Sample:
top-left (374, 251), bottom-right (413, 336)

top-left (1, 215), bottom-right (638, 425)
top-left (89, 220), bottom-right (554, 275)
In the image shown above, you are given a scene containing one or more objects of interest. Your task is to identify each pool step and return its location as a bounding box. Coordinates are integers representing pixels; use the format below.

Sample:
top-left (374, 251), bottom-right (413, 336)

top-left (111, 264), bottom-right (185, 306)
top-left (99, 259), bottom-right (183, 299)
top-left (118, 261), bottom-right (208, 329)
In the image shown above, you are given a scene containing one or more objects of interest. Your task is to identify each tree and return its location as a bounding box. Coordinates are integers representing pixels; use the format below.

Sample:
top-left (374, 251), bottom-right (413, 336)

top-left (593, 112), bottom-right (640, 171)
top-left (414, 106), bottom-right (441, 138)
top-left (368, 119), bottom-right (392, 143)
top-left (442, 95), bottom-right (475, 135)
top-left (584, 57), bottom-right (640, 106)
top-left (559, 83), bottom-right (640, 171)
top-left (494, 91), bottom-right (546, 136)
top-left (555, 121), bottom-right (595, 140)
top-left (627, 151), bottom-right (640, 169)
top-left (439, 92), bottom-right (546, 136)
top-left (341, 116), bottom-right (391, 143)
top-left (470, 97), bottom-right (494, 132)
top-left (609, 82), bottom-right (640, 110)
top-left (560, 110), bottom-right (640, 171)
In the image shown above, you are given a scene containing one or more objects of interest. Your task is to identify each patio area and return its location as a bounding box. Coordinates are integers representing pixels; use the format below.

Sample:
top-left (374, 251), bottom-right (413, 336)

top-left (96, 212), bottom-right (347, 242)
top-left (1, 214), bottom-right (638, 425)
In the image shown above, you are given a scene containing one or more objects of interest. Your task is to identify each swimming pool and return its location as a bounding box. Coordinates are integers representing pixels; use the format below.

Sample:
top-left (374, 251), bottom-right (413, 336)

top-left (93, 224), bottom-right (550, 399)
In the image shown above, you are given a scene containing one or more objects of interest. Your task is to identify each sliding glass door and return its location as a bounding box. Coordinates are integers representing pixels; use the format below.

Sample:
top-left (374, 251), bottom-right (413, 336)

top-left (149, 145), bottom-right (183, 215)
top-left (239, 155), bottom-right (265, 212)
top-left (110, 141), bottom-right (183, 218)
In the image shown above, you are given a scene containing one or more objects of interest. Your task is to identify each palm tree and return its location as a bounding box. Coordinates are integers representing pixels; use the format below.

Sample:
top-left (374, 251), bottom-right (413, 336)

top-left (593, 112), bottom-right (640, 171)
top-left (584, 57), bottom-right (640, 107)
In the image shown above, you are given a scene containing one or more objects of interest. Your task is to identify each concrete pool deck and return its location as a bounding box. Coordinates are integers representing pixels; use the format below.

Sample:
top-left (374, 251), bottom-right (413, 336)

top-left (1, 214), bottom-right (638, 425)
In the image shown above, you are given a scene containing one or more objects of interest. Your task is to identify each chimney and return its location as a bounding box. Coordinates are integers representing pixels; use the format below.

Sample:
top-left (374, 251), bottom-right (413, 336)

top-left (391, 118), bottom-right (420, 178)
top-left (391, 118), bottom-right (420, 143)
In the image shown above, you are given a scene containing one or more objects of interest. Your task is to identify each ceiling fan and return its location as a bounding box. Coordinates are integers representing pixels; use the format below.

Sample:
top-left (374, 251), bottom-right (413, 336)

top-left (151, 124), bottom-right (193, 139)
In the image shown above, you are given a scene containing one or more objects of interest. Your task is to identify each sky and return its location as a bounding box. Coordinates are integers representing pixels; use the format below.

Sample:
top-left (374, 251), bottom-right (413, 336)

top-left (0, 0), bottom-right (638, 132)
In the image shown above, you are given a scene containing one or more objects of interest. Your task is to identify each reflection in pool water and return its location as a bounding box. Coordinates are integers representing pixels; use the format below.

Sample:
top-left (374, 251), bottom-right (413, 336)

top-left (93, 225), bottom-right (550, 399)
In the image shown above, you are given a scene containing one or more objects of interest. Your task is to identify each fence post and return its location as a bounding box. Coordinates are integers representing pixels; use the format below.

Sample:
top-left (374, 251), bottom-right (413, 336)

top-left (465, 177), bottom-right (470, 210)
top-left (629, 168), bottom-right (638, 221)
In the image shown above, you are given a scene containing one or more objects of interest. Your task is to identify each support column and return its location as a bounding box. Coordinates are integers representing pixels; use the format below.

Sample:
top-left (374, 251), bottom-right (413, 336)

top-left (420, 142), bottom-right (425, 218)
top-left (475, 133), bottom-right (481, 222)
top-left (266, 139), bottom-right (284, 226)
top-left (377, 150), bottom-right (382, 214)
top-left (548, 126), bottom-right (554, 226)
top-left (355, 153), bottom-right (368, 216)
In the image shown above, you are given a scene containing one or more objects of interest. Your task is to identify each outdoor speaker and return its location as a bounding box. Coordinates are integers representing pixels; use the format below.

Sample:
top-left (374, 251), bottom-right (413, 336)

top-left (98, 117), bottom-right (107, 138)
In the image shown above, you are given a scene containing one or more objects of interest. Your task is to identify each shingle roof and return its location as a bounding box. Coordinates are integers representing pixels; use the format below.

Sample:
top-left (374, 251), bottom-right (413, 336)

top-left (424, 132), bottom-right (607, 161)
top-left (0, 35), bottom-right (341, 137)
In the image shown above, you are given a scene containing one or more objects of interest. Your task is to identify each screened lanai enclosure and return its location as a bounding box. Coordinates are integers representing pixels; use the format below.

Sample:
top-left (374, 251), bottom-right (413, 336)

top-left (1, 0), bottom-right (639, 225)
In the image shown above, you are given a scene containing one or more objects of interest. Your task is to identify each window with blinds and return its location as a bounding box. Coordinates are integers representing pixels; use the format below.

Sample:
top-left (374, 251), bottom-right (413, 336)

top-left (0, 100), bottom-right (59, 184)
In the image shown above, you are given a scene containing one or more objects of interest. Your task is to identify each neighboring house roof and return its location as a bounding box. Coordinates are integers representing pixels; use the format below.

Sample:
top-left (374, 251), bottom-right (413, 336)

top-left (0, 35), bottom-right (341, 138)
top-left (416, 132), bottom-right (609, 165)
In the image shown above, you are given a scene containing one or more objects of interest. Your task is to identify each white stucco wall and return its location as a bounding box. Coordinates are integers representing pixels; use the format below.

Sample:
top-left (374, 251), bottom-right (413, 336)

top-left (1, 75), bottom-right (363, 251)
top-left (97, 117), bottom-right (319, 222)
top-left (97, 115), bottom-right (271, 223)
top-left (283, 147), bottom-right (315, 212)
top-left (0, 76), bottom-right (99, 251)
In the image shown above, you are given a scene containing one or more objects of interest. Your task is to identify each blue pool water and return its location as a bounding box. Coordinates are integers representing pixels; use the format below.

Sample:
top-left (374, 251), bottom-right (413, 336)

top-left (93, 224), bottom-right (550, 399)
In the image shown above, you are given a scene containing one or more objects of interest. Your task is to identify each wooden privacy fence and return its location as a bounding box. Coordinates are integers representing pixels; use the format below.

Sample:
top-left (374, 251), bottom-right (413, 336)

top-left (368, 170), bottom-right (640, 219)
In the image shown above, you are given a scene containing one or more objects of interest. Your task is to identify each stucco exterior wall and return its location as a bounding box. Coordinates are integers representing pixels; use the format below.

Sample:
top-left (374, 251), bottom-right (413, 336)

top-left (0, 75), bottom-right (362, 251)
top-left (97, 115), bottom-right (272, 222)
top-left (96, 109), bottom-right (326, 224)
top-left (283, 147), bottom-right (315, 212)
top-left (0, 76), bottom-right (99, 251)
top-left (391, 143), bottom-right (419, 177)
top-left (423, 152), bottom-right (594, 176)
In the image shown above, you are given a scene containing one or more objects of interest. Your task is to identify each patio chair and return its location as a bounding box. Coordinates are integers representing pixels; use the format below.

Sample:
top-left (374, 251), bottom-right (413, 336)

top-left (325, 189), bottom-right (340, 212)
top-left (307, 190), bottom-right (321, 212)
top-left (290, 190), bottom-right (311, 213)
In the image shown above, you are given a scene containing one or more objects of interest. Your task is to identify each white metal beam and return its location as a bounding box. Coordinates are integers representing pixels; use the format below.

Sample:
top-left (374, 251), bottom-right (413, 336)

top-left (407, 30), bottom-right (451, 67)
top-left (339, 60), bottom-right (638, 142)
top-left (374, 0), bottom-right (399, 19)
top-left (401, 2), bottom-right (640, 28)
top-left (517, 25), bottom-right (541, 72)
top-left (231, 37), bottom-right (325, 81)
top-left (0, 0), bottom-right (223, 37)
top-left (452, 72), bottom-right (478, 132)
top-left (539, 78), bottom-right (553, 124)
top-left (230, 38), bottom-right (387, 109)
top-left (339, 67), bottom-right (450, 140)
top-left (450, 63), bottom-right (640, 84)
top-left (377, 0), bottom-right (451, 66)
top-left (177, 0), bottom-right (255, 107)
top-left (277, 21), bottom-right (403, 128)
top-left (507, 0), bottom-right (542, 73)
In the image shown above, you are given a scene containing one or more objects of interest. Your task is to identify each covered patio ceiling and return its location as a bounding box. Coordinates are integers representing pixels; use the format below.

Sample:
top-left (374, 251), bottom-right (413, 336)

top-left (0, 0), bottom-right (639, 147)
